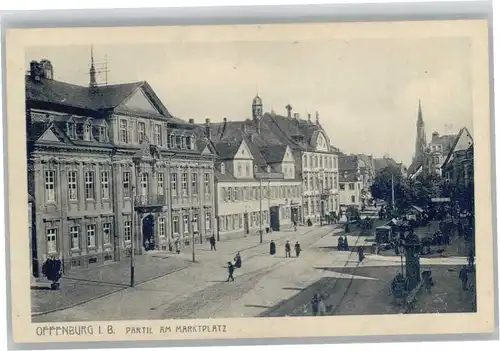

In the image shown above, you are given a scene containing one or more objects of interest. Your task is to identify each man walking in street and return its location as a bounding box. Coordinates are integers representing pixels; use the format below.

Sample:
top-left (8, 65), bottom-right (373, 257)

top-left (210, 235), bottom-right (216, 251)
top-left (226, 261), bottom-right (235, 282)
top-left (459, 265), bottom-right (469, 291)
top-left (294, 241), bottom-right (301, 257)
top-left (285, 241), bottom-right (291, 258)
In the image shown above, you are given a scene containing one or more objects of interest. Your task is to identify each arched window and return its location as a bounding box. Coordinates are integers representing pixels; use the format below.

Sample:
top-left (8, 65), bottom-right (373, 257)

top-left (169, 133), bottom-right (175, 148)
top-left (181, 134), bottom-right (187, 149)
top-left (267, 165), bottom-right (271, 173)
top-left (220, 163), bottom-right (226, 174)
top-left (253, 165), bottom-right (258, 174)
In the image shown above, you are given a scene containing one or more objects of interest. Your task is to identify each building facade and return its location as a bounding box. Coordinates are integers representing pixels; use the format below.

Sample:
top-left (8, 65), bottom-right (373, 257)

top-left (27, 59), bottom-right (215, 276)
top-left (338, 172), bottom-right (363, 209)
top-left (260, 106), bottom-right (340, 225)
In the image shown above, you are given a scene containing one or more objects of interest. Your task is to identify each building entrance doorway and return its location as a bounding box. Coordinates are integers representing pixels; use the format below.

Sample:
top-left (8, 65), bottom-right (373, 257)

top-left (142, 214), bottom-right (155, 250)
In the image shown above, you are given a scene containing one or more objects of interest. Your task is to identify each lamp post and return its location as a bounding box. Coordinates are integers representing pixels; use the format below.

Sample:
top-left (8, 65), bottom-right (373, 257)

top-left (190, 210), bottom-right (196, 263)
top-left (130, 185), bottom-right (136, 287)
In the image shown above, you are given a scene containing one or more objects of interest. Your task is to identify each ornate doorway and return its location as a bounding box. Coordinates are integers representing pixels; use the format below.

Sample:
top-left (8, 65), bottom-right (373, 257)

top-left (142, 214), bottom-right (155, 250)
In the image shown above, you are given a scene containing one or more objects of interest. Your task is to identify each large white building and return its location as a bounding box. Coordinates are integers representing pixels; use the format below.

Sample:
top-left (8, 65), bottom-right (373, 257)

top-left (260, 107), bottom-right (340, 225)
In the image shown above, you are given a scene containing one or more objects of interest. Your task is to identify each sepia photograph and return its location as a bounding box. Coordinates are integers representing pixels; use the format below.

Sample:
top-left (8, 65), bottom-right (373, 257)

top-left (3, 17), bottom-right (496, 344)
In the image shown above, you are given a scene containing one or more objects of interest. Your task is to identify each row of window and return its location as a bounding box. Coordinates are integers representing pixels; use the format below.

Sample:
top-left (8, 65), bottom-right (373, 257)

top-left (45, 212), bottom-right (213, 254)
top-left (46, 222), bottom-right (112, 254)
top-left (118, 119), bottom-right (197, 150)
top-left (303, 153), bottom-right (338, 170)
top-left (218, 211), bottom-right (269, 232)
top-left (303, 173), bottom-right (338, 192)
top-left (221, 185), bottom-right (301, 202)
top-left (303, 198), bottom-right (335, 215)
top-left (43, 169), bottom-right (212, 203)
top-left (66, 120), bottom-right (109, 143)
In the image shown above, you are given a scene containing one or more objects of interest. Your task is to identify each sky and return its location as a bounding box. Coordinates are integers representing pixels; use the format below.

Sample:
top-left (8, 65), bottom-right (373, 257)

top-left (26, 37), bottom-right (473, 166)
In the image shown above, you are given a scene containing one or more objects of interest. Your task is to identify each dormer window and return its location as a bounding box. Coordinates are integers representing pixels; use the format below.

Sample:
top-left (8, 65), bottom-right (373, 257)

top-left (181, 135), bottom-right (187, 149)
top-left (83, 121), bottom-right (92, 141)
top-left (190, 136), bottom-right (196, 150)
top-left (254, 165), bottom-right (258, 174)
top-left (221, 163), bottom-right (226, 174)
top-left (66, 121), bottom-right (76, 139)
top-left (99, 126), bottom-right (108, 142)
top-left (267, 165), bottom-right (271, 173)
top-left (175, 135), bottom-right (182, 148)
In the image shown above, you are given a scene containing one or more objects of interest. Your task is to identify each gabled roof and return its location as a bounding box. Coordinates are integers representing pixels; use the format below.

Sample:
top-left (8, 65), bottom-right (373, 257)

top-left (441, 127), bottom-right (474, 169)
top-left (214, 139), bottom-right (243, 160)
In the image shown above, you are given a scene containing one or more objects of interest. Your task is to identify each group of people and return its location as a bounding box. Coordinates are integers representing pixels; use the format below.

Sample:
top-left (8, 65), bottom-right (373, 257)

top-left (225, 252), bottom-right (242, 282)
top-left (311, 293), bottom-right (327, 316)
top-left (270, 240), bottom-right (302, 258)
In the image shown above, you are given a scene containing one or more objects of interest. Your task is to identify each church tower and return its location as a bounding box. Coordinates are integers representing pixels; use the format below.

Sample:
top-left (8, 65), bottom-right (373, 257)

top-left (252, 95), bottom-right (263, 133)
top-left (413, 99), bottom-right (426, 162)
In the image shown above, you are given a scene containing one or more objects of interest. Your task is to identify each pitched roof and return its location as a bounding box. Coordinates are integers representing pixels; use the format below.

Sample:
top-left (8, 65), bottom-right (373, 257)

top-left (339, 155), bottom-right (358, 172)
top-left (214, 139), bottom-right (242, 160)
top-left (407, 158), bottom-right (423, 176)
top-left (441, 127), bottom-right (474, 168)
top-left (259, 145), bottom-right (287, 164)
top-left (26, 76), bottom-right (174, 119)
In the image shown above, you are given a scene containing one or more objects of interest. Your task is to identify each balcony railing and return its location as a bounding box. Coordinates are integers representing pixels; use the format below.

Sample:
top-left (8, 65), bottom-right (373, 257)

top-left (134, 194), bottom-right (166, 207)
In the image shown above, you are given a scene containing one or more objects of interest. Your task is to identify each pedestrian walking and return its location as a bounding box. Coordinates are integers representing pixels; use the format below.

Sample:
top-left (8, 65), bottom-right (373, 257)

top-left (210, 235), bottom-right (216, 251)
top-left (358, 246), bottom-right (365, 263)
top-left (174, 239), bottom-right (180, 254)
top-left (294, 241), bottom-right (301, 257)
top-left (311, 294), bottom-right (319, 316)
top-left (343, 236), bottom-right (349, 251)
top-left (318, 295), bottom-right (327, 316)
top-left (234, 252), bottom-right (242, 268)
top-left (293, 221), bottom-right (297, 232)
top-left (269, 240), bottom-right (276, 256)
top-left (285, 241), bottom-right (291, 258)
top-left (459, 265), bottom-right (468, 291)
top-left (225, 261), bottom-right (235, 282)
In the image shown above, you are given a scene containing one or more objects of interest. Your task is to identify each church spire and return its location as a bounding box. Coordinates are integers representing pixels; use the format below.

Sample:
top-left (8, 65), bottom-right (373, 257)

top-left (89, 46), bottom-right (97, 89)
top-left (417, 98), bottom-right (424, 126)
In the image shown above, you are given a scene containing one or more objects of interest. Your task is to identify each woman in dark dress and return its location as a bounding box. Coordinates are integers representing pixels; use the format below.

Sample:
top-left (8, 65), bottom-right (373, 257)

top-left (269, 240), bottom-right (276, 255)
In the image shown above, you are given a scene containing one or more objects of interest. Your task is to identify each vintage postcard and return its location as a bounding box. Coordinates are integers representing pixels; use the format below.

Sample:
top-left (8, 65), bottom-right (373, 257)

top-left (4, 18), bottom-right (496, 345)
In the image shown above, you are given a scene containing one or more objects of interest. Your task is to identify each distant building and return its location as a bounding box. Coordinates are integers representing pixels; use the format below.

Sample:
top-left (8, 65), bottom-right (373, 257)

top-left (26, 58), bottom-right (215, 276)
top-left (338, 171), bottom-right (363, 209)
top-left (202, 114), bottom-right (302, 239)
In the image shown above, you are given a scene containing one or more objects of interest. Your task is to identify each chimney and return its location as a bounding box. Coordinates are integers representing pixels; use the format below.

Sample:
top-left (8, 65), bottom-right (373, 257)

top-left (188, 118), bottom-right (194, 124)
top-left (294, 113), bottom-right (300, 119)
top-left (205, 118), bottom-right (210, 138)
top-left (286, 104), bottom-right (293, 119)
top-left (308, 113), bottom-right (311, 123)
top-left (29, 60), bottom-right (42, 82)
top-left (315, 111), bottom-right (320, 125)
top-left (39, 59), bottom-right (53, 80)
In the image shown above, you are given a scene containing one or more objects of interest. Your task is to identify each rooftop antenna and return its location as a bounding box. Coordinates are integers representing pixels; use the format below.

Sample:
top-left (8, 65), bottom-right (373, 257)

top-left (85, 47), bottom-right (110, 86)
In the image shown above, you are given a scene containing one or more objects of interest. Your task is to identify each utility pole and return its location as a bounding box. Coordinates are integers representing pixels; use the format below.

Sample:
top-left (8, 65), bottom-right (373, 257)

top-left (130, 185), bottom-right (136, 287)
top-left (391, 174), bottom-right (395, 214)
top-left (259, 177), bottom-right (263, 243)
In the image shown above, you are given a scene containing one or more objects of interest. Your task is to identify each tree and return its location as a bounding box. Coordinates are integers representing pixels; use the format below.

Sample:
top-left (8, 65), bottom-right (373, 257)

top-left (370, 165), bottom-right (407, 211)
